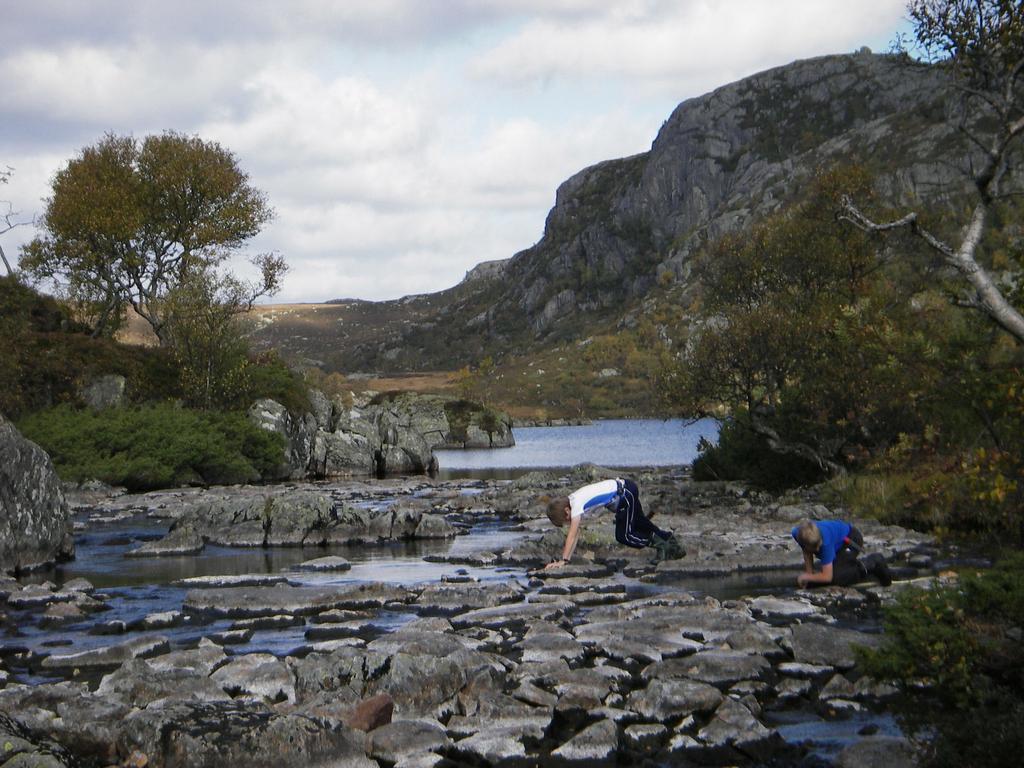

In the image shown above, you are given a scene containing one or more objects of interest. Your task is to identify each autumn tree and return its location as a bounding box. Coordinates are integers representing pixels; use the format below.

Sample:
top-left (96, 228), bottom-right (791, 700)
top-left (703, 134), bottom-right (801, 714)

top-left (842, 0), bottom-right (1024, 342)
top-left (20, 132), bottom-right (281, 341)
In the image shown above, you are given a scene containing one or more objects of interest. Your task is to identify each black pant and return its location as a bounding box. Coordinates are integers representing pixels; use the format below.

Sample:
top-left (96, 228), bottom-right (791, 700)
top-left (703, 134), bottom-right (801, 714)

top-left (614, 479), bottom-right (667, 549)
top-left (831, 526), bottom-right (866, 586)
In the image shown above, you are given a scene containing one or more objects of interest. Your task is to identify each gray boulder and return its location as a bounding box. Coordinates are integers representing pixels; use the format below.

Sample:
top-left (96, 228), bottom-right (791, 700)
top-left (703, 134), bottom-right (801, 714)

top-left (0, 414), bottom-right (75, 572)
top-left (79, 374), bottom-right (126, 410)
top-left (552, 719), bottom-right (619, 761)
top-left (365, 720), bottom-right (451, 763)
top-left (627, 679), bottom-right (723, 721)
top-left (257, 390), bottom-right (514, 479)
top-left (96, 659), bottom-right (231, 707)
top-left (248, 398), bottom-right (317, 480)
top-left (697, 697), bottom-right (778, 759)
top-left (835, 736), bottom-right (919, 768)
top-left (117, 700), bottom-right (372, 768)
top-left (790, 623), bottom-right (884, 669)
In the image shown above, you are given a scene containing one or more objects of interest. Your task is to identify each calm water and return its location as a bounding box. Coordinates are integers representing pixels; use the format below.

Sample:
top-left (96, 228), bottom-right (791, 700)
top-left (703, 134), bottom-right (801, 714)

top-left (435, 418), bottom-right (718, 479)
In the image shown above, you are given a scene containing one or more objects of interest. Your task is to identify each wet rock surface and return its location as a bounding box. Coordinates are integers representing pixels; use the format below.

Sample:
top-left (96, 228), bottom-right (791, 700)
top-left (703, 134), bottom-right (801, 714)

top-left (0, 468), bottom-right (945, 767)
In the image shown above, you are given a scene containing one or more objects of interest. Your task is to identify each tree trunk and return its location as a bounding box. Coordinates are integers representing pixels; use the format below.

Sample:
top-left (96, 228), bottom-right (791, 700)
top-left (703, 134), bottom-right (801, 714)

top-left (0, 243), bottom-right (13, 276)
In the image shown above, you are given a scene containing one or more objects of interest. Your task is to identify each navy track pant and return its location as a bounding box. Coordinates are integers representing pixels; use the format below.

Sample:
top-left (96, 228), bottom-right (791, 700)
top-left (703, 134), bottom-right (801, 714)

top-left (614, 479), bottom-right (667, 549)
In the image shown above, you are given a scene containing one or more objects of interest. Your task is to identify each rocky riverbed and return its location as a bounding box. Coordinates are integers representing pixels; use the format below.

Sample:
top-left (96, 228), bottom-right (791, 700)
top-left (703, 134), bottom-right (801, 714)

top-left (0, 466), bottom-right (948, 767)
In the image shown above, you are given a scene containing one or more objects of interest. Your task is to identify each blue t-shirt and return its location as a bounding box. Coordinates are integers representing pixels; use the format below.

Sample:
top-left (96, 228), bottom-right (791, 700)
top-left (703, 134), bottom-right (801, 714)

top-left (791, 520), bottom-right (851, 565)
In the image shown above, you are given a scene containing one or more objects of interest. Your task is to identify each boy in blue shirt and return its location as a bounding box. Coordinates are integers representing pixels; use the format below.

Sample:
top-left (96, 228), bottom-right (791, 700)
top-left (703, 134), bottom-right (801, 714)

top-left (792, 519), bottom-right (891, 587)
top-left (543, 477), bottom-right (683, 569)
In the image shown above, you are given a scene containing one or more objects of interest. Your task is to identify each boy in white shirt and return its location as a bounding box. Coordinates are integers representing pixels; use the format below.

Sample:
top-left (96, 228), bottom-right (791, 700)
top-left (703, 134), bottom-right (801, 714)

top-left (543, 477), bottom-right (683, 569)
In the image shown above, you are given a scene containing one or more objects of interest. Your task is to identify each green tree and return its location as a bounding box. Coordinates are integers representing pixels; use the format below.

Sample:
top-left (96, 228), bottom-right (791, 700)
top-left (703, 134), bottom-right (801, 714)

top-left (843, 0), bottom-right (1024, 343)
top-left (162, 259), bottom-right (288, 409)
top-left (668, 167), bottom-right (937, 477)
top-left (20, 132), bottom-right (281, 341)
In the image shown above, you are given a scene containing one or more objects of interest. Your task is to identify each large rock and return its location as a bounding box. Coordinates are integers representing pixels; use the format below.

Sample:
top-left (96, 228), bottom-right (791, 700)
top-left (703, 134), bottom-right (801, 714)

top-left (151, 491), bottom-right (455, 550)
top-left (40, 635), bottom-right (170, 671)
top-left (184, 583), bottom-right (414, 618)
top-left (0, 414), bottom-right (75, 572)
top-left (79, 374), bottom-right (127, 410)
top-left (256, 390), bottom-right (514, 479)
top-left (790, 623), bottom-right (885, 670)
top-left (117, 700), bottom-right (373, 768)
top-left (835, 736), bottom-right (919, 768)
top-left (248, 398), bottom-right (317, 481)
top-left (627, 679), bottom-right (723, 722)
top-left (365, 720), bottom-right (451, 763)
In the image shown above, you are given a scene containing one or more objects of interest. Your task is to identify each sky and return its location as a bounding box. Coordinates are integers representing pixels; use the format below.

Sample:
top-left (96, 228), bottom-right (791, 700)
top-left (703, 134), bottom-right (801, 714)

top-left (0, 0), bottom-right (911, 303)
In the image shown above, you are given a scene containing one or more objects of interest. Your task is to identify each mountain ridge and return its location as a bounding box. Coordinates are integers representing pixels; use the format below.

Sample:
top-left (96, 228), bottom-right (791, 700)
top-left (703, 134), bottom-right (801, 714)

top-left (251, 51), bottom-right (965, 377)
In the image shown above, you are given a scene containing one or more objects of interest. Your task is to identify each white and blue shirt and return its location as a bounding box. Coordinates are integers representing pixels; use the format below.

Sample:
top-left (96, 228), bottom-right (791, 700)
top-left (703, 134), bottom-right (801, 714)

top-left (568, 479), bottom-right (622, 520)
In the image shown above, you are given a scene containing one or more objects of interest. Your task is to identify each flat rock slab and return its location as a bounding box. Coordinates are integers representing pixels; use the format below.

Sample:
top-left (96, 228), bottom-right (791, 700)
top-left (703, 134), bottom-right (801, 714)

top-left (574, 620), bottom-right (703, 664)
top-left (452, 729), bottom-right (528, 764)
top-left (552, 719), bottom-right (618, 761)
top-left (536, 578), bottom-right (626, 595)
top-left (745, 596), bottom-right (826, 620)
top-left (627, 678), bottom-right (724, 722)
top-left (519, 633), bottom-right (586, 665)
top-left (446, 715), bottom-right (551, 740)
top-left (835, 736), bottom-right (919, 768)
top-left (7, 586), bottom-right (75, 609)
top-left (41, 635), bottom-right (170, 670)
top-left (530, 563), bottom-right (615, 580)
top-left (367, 630), bottom-right (482, 657)
top-left (125, 530), bottom-right (204, 557)
top-left (450, 600), bottom-right (575, 630)
top-left (183, 583), bottom-right (415, 617)
top-left (290, 556), bottom-right (352, 572)
top-left (211, 653), bottom-right (296, 703)
top-left (698, 697), bottom-right (777, 757)
top-left (172, 574), bottom-right (293, 588)
top-left (120, 700), bottom-right (372, 768)
top-left (624, 723), bottom-right (668, 749)
top-left (366, 720), bottom-right (451, 763)
top-left (414, 582), bottom-right (525, 614)
top-left (790, 623), bottom-right (884, 669)
top-left (146, 643), bottom-right (227, 676)
top-left (777, 662), bottom-right (835, 679)
top-left (644, 650), bottom-right (771, 687)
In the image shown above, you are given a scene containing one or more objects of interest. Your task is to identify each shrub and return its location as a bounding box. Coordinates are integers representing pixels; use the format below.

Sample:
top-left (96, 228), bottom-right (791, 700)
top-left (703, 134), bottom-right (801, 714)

top-left (17, 404), bottom-right (285, 491)
top-left (857, 553), bottom-right (1024, 767)
top-left (244, 351), bottom-right (310, 414)
top-left (692, 417), bottom-right (824, 490)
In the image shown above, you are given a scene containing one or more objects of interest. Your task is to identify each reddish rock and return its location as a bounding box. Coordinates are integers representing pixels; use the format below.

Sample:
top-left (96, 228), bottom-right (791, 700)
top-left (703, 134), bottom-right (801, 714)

top-left (343, 693), bottom-right (394, 732)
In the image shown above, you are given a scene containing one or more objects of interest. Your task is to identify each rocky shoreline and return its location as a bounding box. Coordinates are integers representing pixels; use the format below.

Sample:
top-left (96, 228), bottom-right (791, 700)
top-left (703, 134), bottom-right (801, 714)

top-left (0, 467), bottom-right (944, 767)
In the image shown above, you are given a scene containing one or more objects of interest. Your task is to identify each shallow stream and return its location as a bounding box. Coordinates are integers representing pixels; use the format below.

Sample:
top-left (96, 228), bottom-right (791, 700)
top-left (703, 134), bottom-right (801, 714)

top-left (6, 420), bottom-right (913, 763)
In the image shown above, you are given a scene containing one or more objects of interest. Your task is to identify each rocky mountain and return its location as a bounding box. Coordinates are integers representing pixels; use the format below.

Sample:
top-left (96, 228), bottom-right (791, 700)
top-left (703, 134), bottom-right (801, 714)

top-left (251, 52), bottom-right (964, 373)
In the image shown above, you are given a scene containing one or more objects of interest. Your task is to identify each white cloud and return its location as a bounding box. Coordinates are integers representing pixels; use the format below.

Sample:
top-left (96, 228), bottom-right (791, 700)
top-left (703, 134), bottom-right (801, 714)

top-left (471, 0), bottom-right (907, 93)
top-left (0, 1), bottom-right (912, 303)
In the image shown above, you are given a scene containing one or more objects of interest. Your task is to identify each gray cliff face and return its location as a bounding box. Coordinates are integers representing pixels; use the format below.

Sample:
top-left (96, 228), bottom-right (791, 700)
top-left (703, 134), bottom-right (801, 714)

top-left (500, 53), bottom-right (954, 334)
top-left (0, 414), bottom-right (75, 573)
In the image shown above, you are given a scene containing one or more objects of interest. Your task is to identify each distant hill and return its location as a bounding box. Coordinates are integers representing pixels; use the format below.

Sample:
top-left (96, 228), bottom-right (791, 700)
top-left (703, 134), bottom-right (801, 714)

top-left (250, 52), bottom-right (966, 385)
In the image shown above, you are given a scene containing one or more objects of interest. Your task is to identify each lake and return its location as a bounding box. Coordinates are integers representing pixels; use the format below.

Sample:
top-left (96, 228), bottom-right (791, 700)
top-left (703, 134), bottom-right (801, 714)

top-left (434, 417), bottom-right (719, 479)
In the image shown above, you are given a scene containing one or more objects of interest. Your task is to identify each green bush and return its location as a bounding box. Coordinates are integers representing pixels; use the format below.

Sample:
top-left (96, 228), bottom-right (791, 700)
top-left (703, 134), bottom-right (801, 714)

top-left (692, 417), bottom-right (824, 490)
top-left (244, 351), bottom-right (310, 414)
top-left (17, 404), bottom-right (285, 491)
top-left (857, 553), bottom-right (1024, 767)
